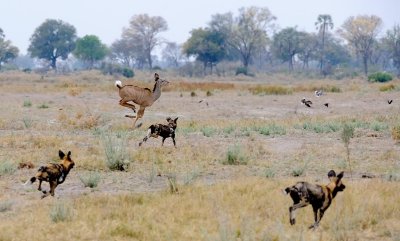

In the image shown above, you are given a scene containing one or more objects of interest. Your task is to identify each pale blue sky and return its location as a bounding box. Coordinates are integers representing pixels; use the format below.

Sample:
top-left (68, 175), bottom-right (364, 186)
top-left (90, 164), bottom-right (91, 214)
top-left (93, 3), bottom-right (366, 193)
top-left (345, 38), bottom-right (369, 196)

top-left (1, 0), bottom-right (399, 54)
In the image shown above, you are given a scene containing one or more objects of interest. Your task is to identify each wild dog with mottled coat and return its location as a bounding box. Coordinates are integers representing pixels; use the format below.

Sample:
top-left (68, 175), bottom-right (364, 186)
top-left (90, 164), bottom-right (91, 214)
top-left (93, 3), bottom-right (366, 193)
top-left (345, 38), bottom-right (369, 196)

top-left (139, 117), bottom-right (178, 147)
top-left (283, 170), bottom-right (345, 229)
top-left (25, 150), bottom-right (75, 198)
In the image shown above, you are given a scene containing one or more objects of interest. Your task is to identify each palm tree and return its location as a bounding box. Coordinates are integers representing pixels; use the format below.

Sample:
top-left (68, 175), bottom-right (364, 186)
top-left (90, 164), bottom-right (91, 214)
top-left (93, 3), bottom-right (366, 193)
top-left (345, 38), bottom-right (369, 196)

top-left (315, 14), bottom-right (334, 75)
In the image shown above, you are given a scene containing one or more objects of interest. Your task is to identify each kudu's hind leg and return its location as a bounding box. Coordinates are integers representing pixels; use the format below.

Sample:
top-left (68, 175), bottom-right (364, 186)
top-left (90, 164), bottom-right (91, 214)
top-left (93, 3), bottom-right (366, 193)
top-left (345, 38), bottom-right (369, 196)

top-left (119, 99), bottom-right (137, 114)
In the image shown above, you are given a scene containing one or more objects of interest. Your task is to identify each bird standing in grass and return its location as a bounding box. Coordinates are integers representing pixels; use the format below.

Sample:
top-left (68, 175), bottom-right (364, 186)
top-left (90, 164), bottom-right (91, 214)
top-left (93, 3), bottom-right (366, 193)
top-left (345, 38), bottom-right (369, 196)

top-left (301, 98), bottom-right (313, 108)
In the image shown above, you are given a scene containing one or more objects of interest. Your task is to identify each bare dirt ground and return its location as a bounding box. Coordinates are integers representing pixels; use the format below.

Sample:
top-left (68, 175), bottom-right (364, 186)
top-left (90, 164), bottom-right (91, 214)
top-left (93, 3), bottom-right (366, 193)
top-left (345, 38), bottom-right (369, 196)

top-left (0, 73), bottom-right (399, 240)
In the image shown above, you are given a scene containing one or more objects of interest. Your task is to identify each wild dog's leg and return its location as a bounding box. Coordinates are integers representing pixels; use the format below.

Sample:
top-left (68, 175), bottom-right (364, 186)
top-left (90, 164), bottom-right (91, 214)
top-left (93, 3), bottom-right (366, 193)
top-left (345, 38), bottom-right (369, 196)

top-left (139, 129), bottom-right (152, 146)
top-left (161, 137), bottom-right (166, 146)
top-left (309, 206), bottom-right (319, 229)
top-left (49, 181), bottom-right (57, 197)
top-left (38, 179), bottom-right (43, 191)
top-left (172, 136), bottom-right (176, 147)
top-left (289, 202), bottom-right (308, 225)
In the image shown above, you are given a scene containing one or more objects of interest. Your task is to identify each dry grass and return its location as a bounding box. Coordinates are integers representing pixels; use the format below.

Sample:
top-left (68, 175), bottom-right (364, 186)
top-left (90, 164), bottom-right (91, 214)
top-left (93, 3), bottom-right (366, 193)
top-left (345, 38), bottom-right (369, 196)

top-left (1, 71), bottom-right (400, 240)
top-left (0, 178), bottom-right (399, 240)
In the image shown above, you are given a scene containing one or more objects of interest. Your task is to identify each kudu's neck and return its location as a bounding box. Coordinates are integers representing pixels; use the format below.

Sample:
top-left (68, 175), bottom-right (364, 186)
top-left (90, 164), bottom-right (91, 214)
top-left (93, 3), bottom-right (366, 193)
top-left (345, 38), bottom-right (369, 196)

top-left (152, 81), bottom-right (162, 102)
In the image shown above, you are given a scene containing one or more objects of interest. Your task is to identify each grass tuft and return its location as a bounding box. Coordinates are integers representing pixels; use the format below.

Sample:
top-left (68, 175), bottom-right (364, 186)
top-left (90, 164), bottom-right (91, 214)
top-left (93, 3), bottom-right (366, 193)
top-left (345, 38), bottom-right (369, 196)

top-left (79, 172), bottom-right (101, 188)
top-left (223, 144), bottom-right (248, 165)
top-left (49, 202), bottom-right (73, 223)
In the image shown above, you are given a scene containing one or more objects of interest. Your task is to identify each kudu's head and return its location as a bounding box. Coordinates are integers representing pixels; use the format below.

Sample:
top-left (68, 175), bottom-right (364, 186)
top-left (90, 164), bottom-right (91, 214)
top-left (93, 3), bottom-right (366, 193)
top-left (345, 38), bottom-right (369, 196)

top-left (327, 170), bottom-right (345, 197)
top-left (59, 150), bottom-right (75, 171)
top-left (154, 73), bottom-right (169, 87)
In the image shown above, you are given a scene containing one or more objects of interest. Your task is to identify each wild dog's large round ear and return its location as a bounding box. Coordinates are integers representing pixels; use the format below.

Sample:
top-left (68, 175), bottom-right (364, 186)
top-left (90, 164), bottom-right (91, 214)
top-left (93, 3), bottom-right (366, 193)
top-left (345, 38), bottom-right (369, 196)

top-left (166, 117), bottom-right (172, 122)
top-left (174, 117), bottom-right (178, 122)
top-left (337, 171), bottom-right (344, 179)
top-left (59, 150), bottom-right (65, 159)
top-left (67, 151), bottom-right (71, 156)
top-left (327, 170), bottom-right (336, 177)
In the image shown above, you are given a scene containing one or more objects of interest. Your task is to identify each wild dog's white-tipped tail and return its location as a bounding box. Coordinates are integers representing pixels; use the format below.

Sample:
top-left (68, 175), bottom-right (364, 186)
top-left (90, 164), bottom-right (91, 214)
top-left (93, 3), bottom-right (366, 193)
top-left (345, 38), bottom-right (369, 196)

top-left (23, 177), bottom-right (36, 186)
top-left (282, 187), bottom-right (291, 195)
top-left (115, 80), bottom-right (122, 89)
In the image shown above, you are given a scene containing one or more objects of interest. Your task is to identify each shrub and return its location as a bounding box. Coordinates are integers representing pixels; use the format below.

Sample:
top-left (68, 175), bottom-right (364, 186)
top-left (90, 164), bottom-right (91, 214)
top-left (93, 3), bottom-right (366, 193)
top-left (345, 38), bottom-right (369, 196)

top-left (49, 202), bottom-right (73, 223)
top-left (38, 103), bottom-right (49, 109)
top-left (201, 126), bottom-right (217, 137)
top-left (102, 132), bottom-right (130, 171)
top-left (368, 72), bottom-right (393, 83)
top-left (206, 90), bottom-right (213, 96)
top-left (256, 124), bottom-right (286, 136)
top-left (249, 85), bottom-right (292, 95)
top-left (122, 68), bottom-right (134, 78)
top-left (23, 100), bottom-right (32, 107)
top-left (223, 144), bottom-right (248, 165)
top-left (190, 91), bottom-right (196, 97)
top-left (392, 124), bottom-right (400, 142)
top-left (79, 172), bottom-right (101, 188)
top-left (235, 66), bottom-right (248, 76)
top-left (265, 168), bottom-right (275, 178)
top-left (0, 161), bottom-right (17, 176)
top-left (379, 83), bottom-right (396, 92)
top-left (0, 200), bottom-right (13, 212)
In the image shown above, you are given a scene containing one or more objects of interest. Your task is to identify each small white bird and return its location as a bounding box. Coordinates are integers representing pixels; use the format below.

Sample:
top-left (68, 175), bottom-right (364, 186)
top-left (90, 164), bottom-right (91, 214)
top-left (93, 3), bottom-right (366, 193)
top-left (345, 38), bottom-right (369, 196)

top-left (315, 90), bottom-right (323, 97)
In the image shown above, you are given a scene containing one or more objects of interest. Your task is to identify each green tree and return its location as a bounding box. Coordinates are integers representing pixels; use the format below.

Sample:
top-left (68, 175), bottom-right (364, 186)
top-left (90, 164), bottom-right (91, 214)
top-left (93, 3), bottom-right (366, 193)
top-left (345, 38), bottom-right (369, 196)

top-left (210, 6), bottom-right (276, 68)
top-left (272, 27), bottom-right (306, 71)
top-left (383, 24), bottom-right (400, 77)
top-left (315, 14), bottom-right (334, 74)
top-left (28, 19), bottom-right (77, 69)
top-left (338, 15), bottom-right (382, 76)
top-left (183, 28), bottom-right (226, 75)
top-left (74, 35), bottom-right (108, 69)
top-left (0, 28), bottom-right (19, 70)
top-left (122, 14), bottom-right (168, 69)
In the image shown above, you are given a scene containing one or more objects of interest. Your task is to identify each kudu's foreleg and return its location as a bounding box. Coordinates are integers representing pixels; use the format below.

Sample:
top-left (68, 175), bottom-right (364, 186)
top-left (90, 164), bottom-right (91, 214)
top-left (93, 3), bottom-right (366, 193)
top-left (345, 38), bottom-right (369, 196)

top-left (119, 99), bottom-right (137, 113)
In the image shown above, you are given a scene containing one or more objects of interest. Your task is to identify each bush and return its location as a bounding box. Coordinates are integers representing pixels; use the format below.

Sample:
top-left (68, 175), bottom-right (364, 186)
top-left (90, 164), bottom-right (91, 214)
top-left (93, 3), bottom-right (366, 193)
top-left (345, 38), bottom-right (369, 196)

top-left (79, 172), bottom-right (101, 188)
top-left (235, 66), bottom-right (248, 76)
top-left (0, 161), bottom-right (17, 176)
top-left (392, 124), bottom-right (400, 142)
top-left (249, 85), bottom-right (292, 95)
top-left (102, 132), bottom-right (130, 171)
top-left (223, 144), bottom-right (248, 165)
top-left (379, 83), bottom-right (396, 92)
top-left (49, 202), bottom-right (73, 223)
top-left (368, 72), bottom-right (393, 83)
top-left (0, 200), bottom-right (13, 212)
top-left (122, 68), bottom-right (134, 78)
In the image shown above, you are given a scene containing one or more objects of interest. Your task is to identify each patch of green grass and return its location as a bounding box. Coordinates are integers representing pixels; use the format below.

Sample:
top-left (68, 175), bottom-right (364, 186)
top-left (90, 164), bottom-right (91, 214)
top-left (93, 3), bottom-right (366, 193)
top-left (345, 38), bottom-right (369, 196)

top-left (369, 121), bottom-right (388, 132)
top-left (254, 124), bottom-right (286, 136)
top-left (265, 168), bottom-right (276, 178)
top-left (201, 126), bottom-right (217, 137)
top-left (38, 103), bottom-right (49, 109)
top-left (298, 121), bottom-right (341, 133)
top-left (222, 144), bottom-right (248, 165)
top-left (22, 117), bottom-right (33, 129)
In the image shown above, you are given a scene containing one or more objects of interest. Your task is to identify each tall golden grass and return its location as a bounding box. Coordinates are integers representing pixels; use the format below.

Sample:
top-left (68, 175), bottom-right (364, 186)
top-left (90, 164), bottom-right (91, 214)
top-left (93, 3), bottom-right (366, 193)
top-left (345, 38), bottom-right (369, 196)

top-left (0, 178), bottom-right (399, 240)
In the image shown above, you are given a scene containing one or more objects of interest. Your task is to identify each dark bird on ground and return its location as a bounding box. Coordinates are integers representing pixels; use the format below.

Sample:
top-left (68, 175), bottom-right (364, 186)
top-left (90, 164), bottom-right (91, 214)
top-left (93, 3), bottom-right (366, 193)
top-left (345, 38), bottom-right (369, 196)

top-left (301, 98), bottom-right (313, 108)
top-left (324, 103), bottom-right (329, 107)
top-left (388, 100), bottom-right (393, 104)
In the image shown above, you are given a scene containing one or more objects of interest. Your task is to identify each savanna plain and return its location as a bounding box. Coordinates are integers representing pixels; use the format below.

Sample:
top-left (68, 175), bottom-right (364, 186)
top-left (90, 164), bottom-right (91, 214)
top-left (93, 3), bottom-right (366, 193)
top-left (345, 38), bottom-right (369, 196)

top-left (0, 71), bottom-right (400, 241)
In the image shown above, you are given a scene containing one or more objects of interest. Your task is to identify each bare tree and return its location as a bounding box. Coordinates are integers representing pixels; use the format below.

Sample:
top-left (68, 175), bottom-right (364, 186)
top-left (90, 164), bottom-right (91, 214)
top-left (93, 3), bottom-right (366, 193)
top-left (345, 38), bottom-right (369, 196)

top-left (315, 14), bottom-right (334, 74)
top-left (122, 14), bottom-right (168, 69)
top-left (162, 42), bottom-right (183, 68)
top-left (383, 24), bottom-right (400, 77)
top-left (210, 6), bottom-right (276, 69)
top-left (338, 15), bottom-right (382, 76)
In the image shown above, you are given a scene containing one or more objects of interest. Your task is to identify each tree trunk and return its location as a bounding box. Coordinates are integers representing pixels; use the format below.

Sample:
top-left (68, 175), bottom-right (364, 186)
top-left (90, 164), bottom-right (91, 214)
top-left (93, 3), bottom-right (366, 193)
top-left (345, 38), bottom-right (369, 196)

top-left (363, 54), bottom-right (368, 77)
top-left (288, 55), bottom-right (294, 71)
top-left (51, 57), bottom-right (57, 69)
top-left (319, 24), bottom-right (326, 74)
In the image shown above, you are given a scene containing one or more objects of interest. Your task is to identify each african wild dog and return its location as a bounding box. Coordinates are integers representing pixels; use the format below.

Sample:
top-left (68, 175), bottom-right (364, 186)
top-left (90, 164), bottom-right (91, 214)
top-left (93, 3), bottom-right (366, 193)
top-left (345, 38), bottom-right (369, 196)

top-left (25, 150), bottom-right (75, 198)
top-left (139, 117), bottom-right (178, 147)
top-left (283, 170), bottom-right (345, 229)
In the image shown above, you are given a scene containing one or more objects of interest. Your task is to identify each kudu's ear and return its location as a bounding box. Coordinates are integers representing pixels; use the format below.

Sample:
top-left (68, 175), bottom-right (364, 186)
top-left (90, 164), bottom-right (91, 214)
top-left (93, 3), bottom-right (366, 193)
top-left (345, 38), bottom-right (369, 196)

top-left (59, 150), bottom-right (65, 159)
top-left (154, 73), bottom-right (159, 80)
top-left (327, 170), bottom-right (336, 178)
top-left (337, 171), bottom-right (344, 179)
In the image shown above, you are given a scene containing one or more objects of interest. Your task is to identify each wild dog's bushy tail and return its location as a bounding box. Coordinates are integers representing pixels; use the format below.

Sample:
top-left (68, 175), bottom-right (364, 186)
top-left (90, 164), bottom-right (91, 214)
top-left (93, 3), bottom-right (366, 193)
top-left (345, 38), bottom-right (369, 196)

top-left (282, 187), bottom-right (292, 195)
top-left (23, 176), bottom-right (36, 185)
